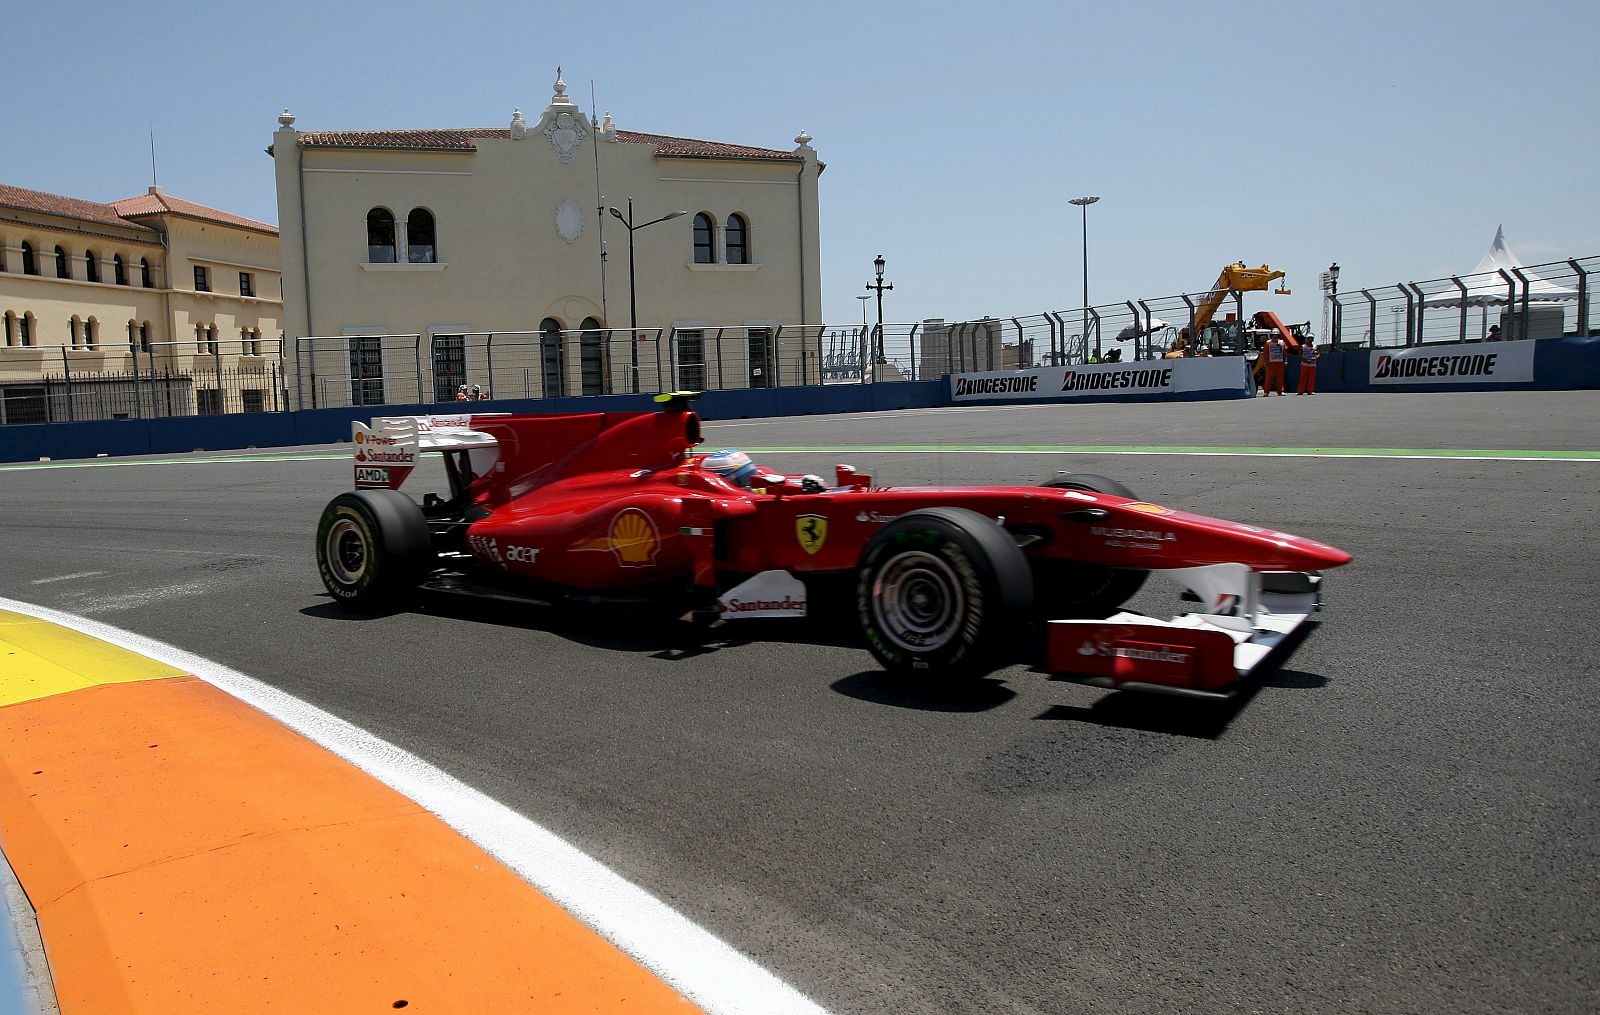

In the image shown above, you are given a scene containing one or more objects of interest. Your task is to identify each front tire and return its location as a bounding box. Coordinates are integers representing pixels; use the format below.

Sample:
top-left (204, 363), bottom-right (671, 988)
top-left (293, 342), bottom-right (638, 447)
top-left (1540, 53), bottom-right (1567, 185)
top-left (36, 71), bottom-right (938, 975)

top-left (856, 507), bottom-right (1033, 680)
top-left (1036, 473), bottom-right (1150, 617)
top-left (315, 490), bottom-right (433, 610)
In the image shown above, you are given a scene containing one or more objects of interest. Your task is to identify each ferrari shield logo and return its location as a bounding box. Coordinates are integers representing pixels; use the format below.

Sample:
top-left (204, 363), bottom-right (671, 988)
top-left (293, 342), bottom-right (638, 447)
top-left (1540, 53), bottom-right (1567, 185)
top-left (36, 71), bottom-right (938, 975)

top-left (795, 514), bottom-right (828, 555)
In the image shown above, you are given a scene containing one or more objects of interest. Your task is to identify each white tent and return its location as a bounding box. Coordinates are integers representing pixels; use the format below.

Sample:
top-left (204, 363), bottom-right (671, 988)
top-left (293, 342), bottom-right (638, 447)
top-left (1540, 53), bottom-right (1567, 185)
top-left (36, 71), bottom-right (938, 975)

top-left (1421, 226), bottom-right (1577, 307)
top-left (1114, 316), bottom-right (1171, 340)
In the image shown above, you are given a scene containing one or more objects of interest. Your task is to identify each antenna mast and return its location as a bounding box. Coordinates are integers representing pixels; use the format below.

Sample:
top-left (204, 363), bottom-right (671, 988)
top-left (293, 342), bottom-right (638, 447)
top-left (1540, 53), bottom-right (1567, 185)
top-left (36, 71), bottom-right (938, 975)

top-left (591, 79), bottom-right (609, 327)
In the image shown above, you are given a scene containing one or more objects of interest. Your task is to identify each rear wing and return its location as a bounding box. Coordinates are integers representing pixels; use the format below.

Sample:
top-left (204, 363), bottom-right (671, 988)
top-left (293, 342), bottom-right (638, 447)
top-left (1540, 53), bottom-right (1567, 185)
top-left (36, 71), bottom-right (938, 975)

top-left (351, 414), bottom-right (503, 490)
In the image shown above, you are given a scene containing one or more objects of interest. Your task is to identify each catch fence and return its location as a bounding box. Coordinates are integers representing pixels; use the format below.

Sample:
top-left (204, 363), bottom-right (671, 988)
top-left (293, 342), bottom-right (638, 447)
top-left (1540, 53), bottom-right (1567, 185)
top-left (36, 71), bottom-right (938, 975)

top-left (1330, 256), bottom-right (1597, 348)
top-left (5, 254), bottom-right (1595, 424)
top-left (0, 339), bottom-right (287, 426)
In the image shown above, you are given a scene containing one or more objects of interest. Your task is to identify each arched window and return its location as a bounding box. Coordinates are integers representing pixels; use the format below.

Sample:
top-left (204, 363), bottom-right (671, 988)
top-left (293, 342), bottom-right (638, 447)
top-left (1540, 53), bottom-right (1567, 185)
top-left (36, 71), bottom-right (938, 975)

top-left (692, 213), bottom-right (714, 264)
top-left (725, 214), bottom-right (749, 265)
top-left (139, 322), bottom-right (151, 353)
top-left (195, 322), bottom-right (206, 352)
top-left (21, 312), bottom-right (34, 346)
top-left (539, 317), bottom-right (565, 397)
top-left (140, 258), bottom-right (152, 287)
top-left (407, 208), bottom-right (436, 263)
top-left (579, 316), bottom-right (605, 396)
top-left (128, 320), bottom-right (138, 352)
top-left (207, 324), bottom-right (218, 355)
top-left (4, 312), bottom-right (15, 347)
top-left (85, 250), bottom-right (99, 283)
top-left (367, 208), bottom-right (397, 263)
top-left (114, 255), bottom-right (127, 286)
top-left (55, 246), bottom-right (70, 279)
top-left (85, 316), bottom-right (98, 350)
top-left (70, 315), bottom-right (82, 348)
top-left (21, 242), bottom-right (38, 275)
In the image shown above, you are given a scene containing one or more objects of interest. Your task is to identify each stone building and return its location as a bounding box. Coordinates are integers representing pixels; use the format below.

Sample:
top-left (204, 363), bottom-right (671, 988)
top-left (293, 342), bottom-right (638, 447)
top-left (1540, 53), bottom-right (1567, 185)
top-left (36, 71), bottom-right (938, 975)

top-left (271, 71), bottom-right (824, 406)
top-left (0, 184), bottom-right (282, 423)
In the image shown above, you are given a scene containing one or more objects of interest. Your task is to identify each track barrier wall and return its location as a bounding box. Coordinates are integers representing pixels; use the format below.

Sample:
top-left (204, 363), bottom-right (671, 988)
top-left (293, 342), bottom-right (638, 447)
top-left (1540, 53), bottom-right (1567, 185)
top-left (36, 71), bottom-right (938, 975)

top-left (2, 338), bottom-right (1595, 464)
top-left (0, 381), bottom-right (948, 464)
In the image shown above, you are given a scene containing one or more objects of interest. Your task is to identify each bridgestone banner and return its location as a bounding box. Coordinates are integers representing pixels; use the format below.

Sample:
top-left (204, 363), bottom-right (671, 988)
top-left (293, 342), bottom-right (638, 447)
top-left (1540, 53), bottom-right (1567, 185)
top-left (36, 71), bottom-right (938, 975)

top-left (949, 357), bottom-right (1249, 402)
top-left (1368, 339), bottom-right (1536, 385)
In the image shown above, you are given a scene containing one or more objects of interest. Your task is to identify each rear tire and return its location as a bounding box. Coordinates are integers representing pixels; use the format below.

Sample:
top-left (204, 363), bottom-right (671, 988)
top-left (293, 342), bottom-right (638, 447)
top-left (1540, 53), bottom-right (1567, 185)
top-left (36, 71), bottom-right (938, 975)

top-left (315, 490), bottom-right (433, 610)
top-left (1036, 473), bottom-right (1150, 617)
top-left (856, 507), bottom-right (1033, 680)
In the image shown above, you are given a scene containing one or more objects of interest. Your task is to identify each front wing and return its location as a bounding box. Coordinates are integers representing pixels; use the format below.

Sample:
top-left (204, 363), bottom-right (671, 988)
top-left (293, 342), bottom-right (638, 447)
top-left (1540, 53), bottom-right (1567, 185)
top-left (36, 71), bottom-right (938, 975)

top-left (1045, 565), bottom-right (1323, 699)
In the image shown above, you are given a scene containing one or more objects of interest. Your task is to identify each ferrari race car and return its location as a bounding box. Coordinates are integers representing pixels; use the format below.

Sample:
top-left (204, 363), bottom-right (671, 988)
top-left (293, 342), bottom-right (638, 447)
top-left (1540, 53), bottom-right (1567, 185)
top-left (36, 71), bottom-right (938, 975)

top-left (315, 394), bottom-right (1351, 697)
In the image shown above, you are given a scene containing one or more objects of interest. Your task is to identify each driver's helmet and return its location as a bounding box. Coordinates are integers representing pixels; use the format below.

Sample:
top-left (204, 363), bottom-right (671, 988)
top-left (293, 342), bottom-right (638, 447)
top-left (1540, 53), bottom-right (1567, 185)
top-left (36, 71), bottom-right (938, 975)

top-left (702, 448), bottom-right (760, 487)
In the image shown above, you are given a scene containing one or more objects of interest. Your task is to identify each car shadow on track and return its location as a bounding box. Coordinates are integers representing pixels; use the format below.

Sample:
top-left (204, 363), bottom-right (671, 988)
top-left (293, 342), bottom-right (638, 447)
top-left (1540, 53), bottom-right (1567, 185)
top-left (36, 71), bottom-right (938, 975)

top-left (828, 671), bottom-right (1017, 713)
top-left (299, 592), bottom-right (871, 660)
top-left (1032, 667), bottom-right (1328, 739)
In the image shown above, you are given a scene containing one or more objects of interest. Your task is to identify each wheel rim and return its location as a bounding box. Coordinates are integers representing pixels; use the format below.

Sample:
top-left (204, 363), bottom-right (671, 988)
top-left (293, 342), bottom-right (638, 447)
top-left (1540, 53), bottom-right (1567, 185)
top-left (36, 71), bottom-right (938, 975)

top-left (325, 518), bottom-right (369, 587)
top-left (871, 550), bottom-right (966, 654)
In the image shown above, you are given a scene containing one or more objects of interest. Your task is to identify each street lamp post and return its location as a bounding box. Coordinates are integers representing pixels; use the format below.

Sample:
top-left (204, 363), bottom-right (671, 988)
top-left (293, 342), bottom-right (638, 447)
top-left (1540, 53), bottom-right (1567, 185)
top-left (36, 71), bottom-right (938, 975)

top-left (607, 198), bottom-right (687, 392)
top-left (1069, 196), bottom-right (1099, 359)
top-left (1325, 261), bottom-right (1341, 347)
top-left (865, 254), bottom-right (893, 369)
top-left (854, 294), bottom-right (871, 379)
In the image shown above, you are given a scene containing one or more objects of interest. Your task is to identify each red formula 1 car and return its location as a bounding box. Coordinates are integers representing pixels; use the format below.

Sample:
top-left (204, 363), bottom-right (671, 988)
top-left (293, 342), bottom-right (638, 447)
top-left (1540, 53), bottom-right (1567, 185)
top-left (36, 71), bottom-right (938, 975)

top-left (315, 394), bottom-right (1351, 696)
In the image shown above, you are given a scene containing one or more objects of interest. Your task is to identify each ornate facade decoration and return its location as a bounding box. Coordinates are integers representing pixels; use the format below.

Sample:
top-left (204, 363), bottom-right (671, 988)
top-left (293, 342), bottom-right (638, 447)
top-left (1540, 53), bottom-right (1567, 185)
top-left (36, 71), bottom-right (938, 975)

top-left (554, 197), bottom-right (584, 243)
top-left (544, 112), bottom-right (587, 166)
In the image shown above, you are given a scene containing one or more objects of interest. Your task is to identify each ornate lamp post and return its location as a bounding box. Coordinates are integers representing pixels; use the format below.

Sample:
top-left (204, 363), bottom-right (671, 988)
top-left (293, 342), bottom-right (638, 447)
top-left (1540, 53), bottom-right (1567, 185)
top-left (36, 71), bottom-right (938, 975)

top-left (1324, 261), bottom-right (1341, 347)
top-left (607, 198), bottom-right (687, 392)
top-left (865, 254), bottom-right (893, 366)
top-left (1069, 196), bottom-right (1099, 358)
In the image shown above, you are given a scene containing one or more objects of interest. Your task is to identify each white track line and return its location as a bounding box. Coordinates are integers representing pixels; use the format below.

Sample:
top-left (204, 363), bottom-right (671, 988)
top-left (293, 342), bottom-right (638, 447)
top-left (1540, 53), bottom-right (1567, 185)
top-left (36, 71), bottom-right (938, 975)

top-left (28, 571), bottom-right (105, 584)
top-left (0, 596), bottom-right (830, 1015)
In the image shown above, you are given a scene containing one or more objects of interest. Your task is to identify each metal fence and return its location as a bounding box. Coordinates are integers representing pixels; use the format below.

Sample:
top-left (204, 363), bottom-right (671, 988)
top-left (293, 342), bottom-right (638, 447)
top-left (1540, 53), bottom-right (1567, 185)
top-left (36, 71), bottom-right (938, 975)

top-left (1330, 256), bottom-right (1597, 348)
top-left (0, 339), bottom-right (288, 425)
top-left (7, 254), bottom-right (1594, 424)
top-left (294, 326), bottom-right (834, 409)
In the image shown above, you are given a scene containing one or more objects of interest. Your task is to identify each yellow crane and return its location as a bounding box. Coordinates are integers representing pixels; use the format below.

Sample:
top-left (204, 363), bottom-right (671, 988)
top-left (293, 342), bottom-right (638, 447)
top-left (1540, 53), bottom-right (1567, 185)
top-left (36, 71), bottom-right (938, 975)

top-left (1189, 262), bottom-right (1290, 339)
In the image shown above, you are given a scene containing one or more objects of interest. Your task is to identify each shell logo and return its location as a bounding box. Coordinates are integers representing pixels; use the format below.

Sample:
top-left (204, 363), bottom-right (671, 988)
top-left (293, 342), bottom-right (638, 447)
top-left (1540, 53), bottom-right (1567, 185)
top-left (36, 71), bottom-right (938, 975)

top-left (1123, 502), bottom-right (1173, 516)
top-left (608, 508), bottom-right (659, 566)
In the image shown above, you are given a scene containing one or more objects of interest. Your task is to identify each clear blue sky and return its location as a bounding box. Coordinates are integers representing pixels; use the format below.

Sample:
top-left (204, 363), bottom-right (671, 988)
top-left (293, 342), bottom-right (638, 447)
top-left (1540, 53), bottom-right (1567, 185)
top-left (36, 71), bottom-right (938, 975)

top-left (5, 0), bottom-right (1597, 335)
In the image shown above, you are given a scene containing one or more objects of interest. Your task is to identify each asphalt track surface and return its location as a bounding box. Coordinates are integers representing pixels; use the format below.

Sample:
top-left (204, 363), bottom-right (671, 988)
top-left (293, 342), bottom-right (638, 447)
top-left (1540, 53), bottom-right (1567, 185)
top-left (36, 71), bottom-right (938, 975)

top-left (1, 390), bottom-right (1596, 1015)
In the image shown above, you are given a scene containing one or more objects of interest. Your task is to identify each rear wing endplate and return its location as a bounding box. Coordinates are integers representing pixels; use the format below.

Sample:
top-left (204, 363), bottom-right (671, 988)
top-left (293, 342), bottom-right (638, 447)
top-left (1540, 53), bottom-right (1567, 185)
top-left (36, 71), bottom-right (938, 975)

top-left (352, 414), bottom-right (503, 490)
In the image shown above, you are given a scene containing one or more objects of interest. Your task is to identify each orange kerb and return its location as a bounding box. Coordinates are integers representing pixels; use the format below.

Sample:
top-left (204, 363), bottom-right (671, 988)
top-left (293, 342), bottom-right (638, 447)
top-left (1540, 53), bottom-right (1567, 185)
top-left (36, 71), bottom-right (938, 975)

top-left (0, 676), bottom-right (698, 1013)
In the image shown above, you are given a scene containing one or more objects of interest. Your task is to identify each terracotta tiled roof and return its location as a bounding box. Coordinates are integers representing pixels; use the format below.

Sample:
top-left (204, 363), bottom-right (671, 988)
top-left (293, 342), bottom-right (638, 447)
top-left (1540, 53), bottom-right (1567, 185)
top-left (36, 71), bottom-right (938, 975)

top-left (297, 129), bottom-right (511, 151)
top-left (109, 192), bottom-right (278, 235)
top-left (615, 130), bottom-right (801, 162)
top-left (0, 183), bottom-right (158, 233)
top-left (292, 127), bottom-right (801, 162)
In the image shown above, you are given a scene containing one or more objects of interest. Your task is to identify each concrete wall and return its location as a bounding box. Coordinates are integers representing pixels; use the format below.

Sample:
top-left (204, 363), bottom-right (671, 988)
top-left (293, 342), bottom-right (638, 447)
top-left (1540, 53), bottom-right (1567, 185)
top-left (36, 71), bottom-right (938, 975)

top-left (1289, 337), bottom-right (1600, 393)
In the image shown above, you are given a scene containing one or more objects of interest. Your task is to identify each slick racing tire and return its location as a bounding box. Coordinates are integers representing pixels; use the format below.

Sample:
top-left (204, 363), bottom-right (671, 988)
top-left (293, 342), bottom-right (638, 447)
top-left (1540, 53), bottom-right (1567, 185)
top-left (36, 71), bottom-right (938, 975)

top-left (856, 507), bottom-right (1033, 680)
top-left (315, 490), bottom-right (433, 610)
top-left (1035, 473), bottom-right (1151, 618)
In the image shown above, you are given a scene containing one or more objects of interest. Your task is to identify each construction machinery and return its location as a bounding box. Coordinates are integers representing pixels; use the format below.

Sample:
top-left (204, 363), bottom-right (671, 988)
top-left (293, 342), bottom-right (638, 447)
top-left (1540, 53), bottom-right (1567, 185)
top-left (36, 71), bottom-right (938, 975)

top-left (1187, 263), bottom-right (1290, 345)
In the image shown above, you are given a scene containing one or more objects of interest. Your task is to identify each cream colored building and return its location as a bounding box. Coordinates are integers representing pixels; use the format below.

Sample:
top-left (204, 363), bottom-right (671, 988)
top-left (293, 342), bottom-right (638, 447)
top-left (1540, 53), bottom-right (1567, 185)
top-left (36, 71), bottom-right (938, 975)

top-left (0, 183), bottom-right (282, 423)
top-left (272, 72), bottom-right (824, 406)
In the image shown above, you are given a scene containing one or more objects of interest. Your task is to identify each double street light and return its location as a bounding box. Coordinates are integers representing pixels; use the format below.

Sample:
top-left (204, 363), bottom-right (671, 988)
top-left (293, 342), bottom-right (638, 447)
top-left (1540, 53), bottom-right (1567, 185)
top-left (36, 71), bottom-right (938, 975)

top-left (1069, 196), bottom-right (1099, 359)
top-left (607, 198), bottom-right (687, 392)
